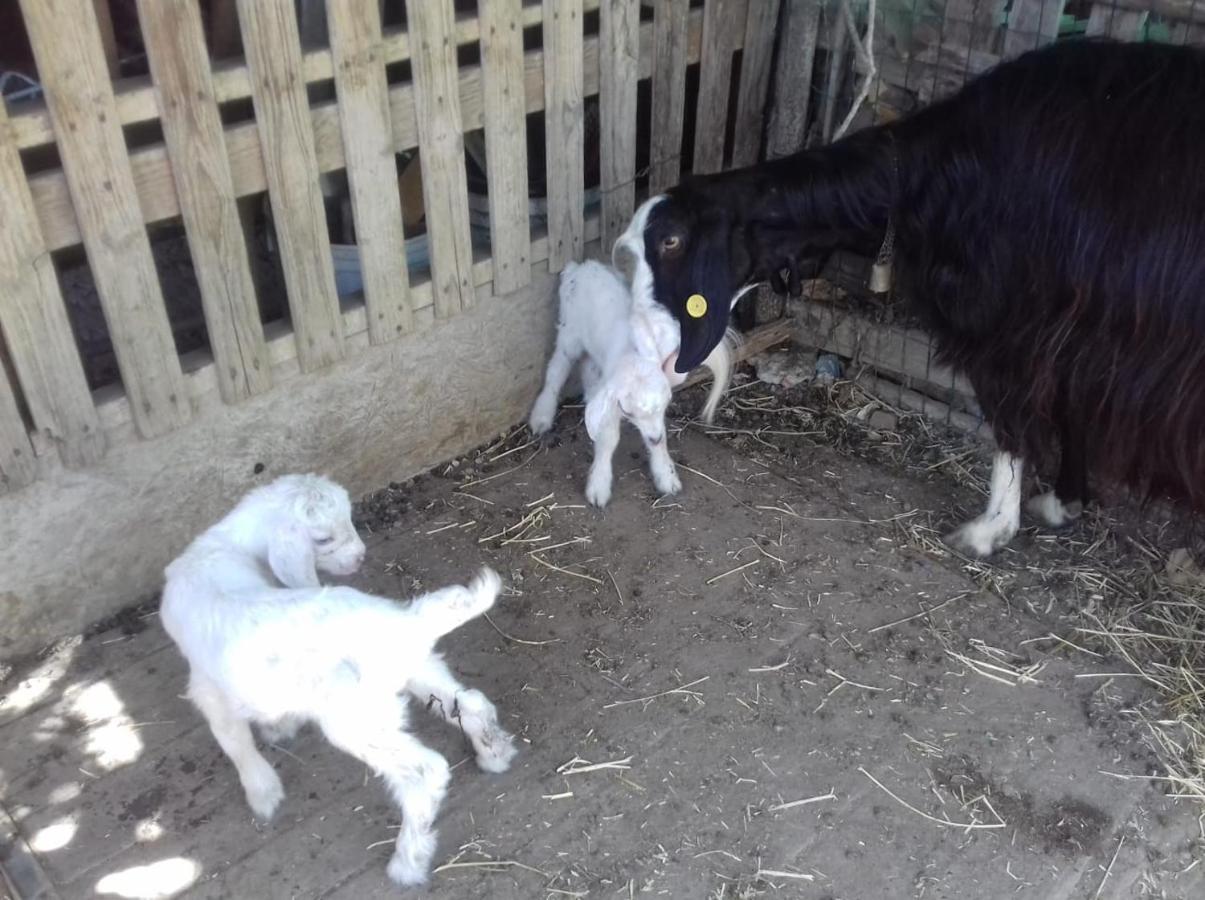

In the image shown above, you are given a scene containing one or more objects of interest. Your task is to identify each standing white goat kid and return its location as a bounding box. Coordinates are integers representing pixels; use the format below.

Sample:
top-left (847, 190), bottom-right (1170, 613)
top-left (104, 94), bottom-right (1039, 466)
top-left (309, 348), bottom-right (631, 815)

top-left (529, 260), bottom-right (731, 507)
top-left (160, 474), bottom-right (517, 886)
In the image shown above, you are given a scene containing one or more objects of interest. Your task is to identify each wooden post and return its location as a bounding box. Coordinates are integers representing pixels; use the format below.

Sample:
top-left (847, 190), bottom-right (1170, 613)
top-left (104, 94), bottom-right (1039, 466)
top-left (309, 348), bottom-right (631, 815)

top-left (600, 0), bottom-right (640, 251)
top-left (648, 0), bottom-right (689, 193)
top-left (327, 0), bottom-right (414, 340)
top-left (139, 0), bottom-right (272, 402)
top-left (20, 0), bottom-right (191, 439)
top-left (542, 0), bottom-right (585, 272)
top-left (479, 0), bottom-right (533, 295)
top-left (0, 99), bottom-right (105, 466)
top-left (766, 0), bottom-right (820, 159)
top-left (693, 0), bottom-right (743, 175)
top-left (406, 0), bottom-right (476, 316)
top-left (237, 0), bottom-right (346, 370)
top-left (730, 0), bottom-right (782, 168)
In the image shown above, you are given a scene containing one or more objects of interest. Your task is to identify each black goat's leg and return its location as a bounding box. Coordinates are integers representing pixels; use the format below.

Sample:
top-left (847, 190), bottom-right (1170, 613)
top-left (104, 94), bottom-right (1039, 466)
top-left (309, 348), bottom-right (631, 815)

top-left (1026, 417), bottom-right (1087, 529)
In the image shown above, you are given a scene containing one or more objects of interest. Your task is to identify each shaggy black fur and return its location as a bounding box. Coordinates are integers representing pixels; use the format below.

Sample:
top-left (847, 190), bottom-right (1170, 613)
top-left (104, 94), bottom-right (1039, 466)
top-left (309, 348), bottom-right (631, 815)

top-left (642, 39), bottom-right (1205, 514)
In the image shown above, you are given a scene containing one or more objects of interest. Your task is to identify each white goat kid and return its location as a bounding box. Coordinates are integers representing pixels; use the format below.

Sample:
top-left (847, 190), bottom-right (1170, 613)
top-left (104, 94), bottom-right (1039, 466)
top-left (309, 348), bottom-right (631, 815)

top-left (160, 474), bottom-right (516, 886)
top-left (529, 261), bottom-right (729, 507)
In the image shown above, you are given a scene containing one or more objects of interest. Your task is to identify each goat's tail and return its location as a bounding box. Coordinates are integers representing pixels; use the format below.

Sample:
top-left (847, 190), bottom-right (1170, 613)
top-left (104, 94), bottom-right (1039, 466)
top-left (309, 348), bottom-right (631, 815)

top-left (698, 328), bottom-right (740, 424)
top-left (403, 567), bottom-right (502, 645)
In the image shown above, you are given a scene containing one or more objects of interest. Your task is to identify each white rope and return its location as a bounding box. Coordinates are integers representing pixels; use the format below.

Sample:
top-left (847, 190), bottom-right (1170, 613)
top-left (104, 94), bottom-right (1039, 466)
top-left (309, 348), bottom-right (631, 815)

top-left (832, 0), bottom-right (878, 140)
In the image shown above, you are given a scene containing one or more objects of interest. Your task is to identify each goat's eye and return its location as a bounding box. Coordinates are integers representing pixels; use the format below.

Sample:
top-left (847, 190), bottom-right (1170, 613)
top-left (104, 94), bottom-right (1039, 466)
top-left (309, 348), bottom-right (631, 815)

top-left (659, 235), bottom-right (682, 255)
top-left (314, 535), bottom-right (334, 546)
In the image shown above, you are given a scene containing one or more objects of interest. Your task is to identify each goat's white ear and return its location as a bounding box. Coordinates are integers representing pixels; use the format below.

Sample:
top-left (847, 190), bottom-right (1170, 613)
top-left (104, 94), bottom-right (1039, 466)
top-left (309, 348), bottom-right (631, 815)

top-left (268, 524), bottom-right (319, 588)
top-left (584, 389), bottom-right (616, 441)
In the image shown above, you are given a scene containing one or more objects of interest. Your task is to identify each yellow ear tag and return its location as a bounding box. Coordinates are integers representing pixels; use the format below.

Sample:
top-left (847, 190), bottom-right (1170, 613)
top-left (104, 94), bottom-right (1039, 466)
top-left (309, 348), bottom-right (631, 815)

top-left (686, 294), bottom-right (708, 318)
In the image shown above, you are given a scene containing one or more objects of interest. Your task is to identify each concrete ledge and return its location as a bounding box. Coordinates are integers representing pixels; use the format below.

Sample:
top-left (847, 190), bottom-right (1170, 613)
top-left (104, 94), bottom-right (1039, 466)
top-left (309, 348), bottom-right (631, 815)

top-left (0, 264), bottom-right (559, 661)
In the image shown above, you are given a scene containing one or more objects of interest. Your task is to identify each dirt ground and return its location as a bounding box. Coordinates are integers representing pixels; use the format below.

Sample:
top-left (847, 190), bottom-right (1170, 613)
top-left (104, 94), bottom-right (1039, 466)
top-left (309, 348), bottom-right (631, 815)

top-left (2, 377), bottom-right (1204, 899)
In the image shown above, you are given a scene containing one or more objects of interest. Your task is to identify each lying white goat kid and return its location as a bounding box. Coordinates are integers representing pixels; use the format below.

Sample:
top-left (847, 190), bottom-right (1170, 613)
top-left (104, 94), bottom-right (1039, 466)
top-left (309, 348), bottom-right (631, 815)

top-left (160, 474), bottom-right (517, 887)
top-left (529, 260), bottom-right (732, 507)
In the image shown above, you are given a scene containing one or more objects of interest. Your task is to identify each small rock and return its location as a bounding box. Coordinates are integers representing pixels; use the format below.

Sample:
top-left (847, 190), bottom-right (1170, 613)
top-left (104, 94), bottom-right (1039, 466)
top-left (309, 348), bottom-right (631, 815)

top-left (867, 409), bottom-right (898, 432)
top-left (1166, 548), bottom-right (1204, 588)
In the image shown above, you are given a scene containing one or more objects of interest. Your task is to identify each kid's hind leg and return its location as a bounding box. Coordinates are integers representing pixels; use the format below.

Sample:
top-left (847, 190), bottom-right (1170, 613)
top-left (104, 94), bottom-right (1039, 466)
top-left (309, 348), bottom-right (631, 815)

top-left (530, 340), bottom-right (580, 434)
top-left (317, 699), bottom-right (450, 886)
top-left (406, 653), bottom-right (518, 773)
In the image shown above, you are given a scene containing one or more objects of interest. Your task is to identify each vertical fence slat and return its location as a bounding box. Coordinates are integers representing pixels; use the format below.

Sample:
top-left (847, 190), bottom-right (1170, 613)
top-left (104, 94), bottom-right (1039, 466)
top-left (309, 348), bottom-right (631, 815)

top-left (327, 0), bottom-right (414, 341)
top-left (693, 0), bottom-right (743, 175)
top-left (600, 0), bottom-right (640, 251)
top-left (20, 0), bottom-right (191, 439)
top-left (542, 0), bottom-right (584, 272)
top-left (406, 0), bottom-right (476, 316)
top-left (730, 0), bottom-right (781, 168)
top-left (1003, 0), bottom-right (1065, 58)
top-left (138, 0), bottom-right (272, 402)
top-left (0, 359), bottom-right (36, 493)
top-left (237, 0), bottom-right (345, 369)
top-left (649, 0), bottom-right (689, 193)
top-left (1085, 4), bottom-right (1148, 39)
top-left (480, 0), bottom-right (532, 295)
top-left (0, 101), bottom-right (105, 467)
top-left (766, 0), bottom-right (821, 158)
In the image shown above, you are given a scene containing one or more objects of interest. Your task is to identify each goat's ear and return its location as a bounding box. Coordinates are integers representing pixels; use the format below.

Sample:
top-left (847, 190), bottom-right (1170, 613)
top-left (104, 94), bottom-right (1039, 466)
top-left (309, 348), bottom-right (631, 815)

top-left (268, 524), bottom-right (319, 588)
top-left (584, 389), bottom-right (617, 441)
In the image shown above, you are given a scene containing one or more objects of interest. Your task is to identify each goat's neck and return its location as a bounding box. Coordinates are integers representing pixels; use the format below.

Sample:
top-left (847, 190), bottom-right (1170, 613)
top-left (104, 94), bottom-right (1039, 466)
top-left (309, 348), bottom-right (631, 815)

top-left (739, 128), bottom-right (899, 254)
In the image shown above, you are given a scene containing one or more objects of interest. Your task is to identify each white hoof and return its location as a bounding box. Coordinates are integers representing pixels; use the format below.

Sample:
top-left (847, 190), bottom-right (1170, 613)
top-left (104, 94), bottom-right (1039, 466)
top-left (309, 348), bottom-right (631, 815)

top-left (1026, 491), bottom-right (1082, 529)
top-left (244, 765), bottom-right (285, 821)
top-left (653, 468), bottom-right (682, 496)
top-left (585, 472), bottom-right (612, 508)
top-left (945, 515), bottom-right (1018, 559)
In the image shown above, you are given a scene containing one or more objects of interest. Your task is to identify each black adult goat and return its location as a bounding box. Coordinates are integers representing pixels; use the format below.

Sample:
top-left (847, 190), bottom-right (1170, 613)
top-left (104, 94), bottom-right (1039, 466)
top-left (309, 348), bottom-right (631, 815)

top-left (615, 39), bottom-right (1205, 558)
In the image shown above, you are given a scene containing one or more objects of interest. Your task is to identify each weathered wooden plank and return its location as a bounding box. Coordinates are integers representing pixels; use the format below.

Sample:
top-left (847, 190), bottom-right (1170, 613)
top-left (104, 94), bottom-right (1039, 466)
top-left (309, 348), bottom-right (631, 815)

top-left (0, 101), bottom-right (104, 467)
top-left (600, 0), bottom-right (640, 251)
top-left (1002, 0), bottom-right (1065, 58)
top-left (1085, 4), bottom-right (1148, 39)
top-left (237, 0), bottom-right (345, 370)
top-left (28, 8), bottom-right (709, 256)
top-left (479, 0), bottom-right (533, 295)
top-left (12, 1), bottom-right (606, 151)
top-left (19, 0), bottom-right (190, 439)
top-left (766, 0), bottom-right (821, 158)
top-left (95, 214), bottom-right (604, 433)
top-left (406, 0), bottom-right (476, 317)
top-left (0, 361), bottom-right (36, 492)
top-left (693, 0), bottom-right (744, 174)
top-left (730, 0), bottom-right (781, 168)
top-left (542, 0), bottom-right (585, 272)
top-left (138, 0), bottom-right (272, 402)
top-left (327, 0), bottom-right (413, 341)
top-left (649, 0), bottom-right (690, 193)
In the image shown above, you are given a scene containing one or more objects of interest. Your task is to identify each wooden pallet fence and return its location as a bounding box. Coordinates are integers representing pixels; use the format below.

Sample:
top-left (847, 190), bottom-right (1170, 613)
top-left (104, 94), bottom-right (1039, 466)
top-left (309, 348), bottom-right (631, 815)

top-left (138, 0), bottom-right (272, 402)
top-left (21, 0), bottom-right (191, 440)
top-left (328, 0), bottom-right (415, 341)
top-left (543, 0), bottom-right (586, 272)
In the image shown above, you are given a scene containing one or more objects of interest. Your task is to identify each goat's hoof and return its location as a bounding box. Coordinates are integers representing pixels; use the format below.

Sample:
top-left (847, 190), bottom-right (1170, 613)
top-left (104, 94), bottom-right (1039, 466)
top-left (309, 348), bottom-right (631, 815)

top-left (387, 854), bottom-right (430, 888)
top-left (245, 769), bottom-right (285, 821)
top-left (944, 518), bottom-right (1016, 559)
top-left (585, 479), bottom-right (611, 508)
top-left (476, 729), bottom-right (518, 774)
top-left (655, 473), bottom-right (682, 496)
top-left (1025, 492), bottom-right (1083, 530)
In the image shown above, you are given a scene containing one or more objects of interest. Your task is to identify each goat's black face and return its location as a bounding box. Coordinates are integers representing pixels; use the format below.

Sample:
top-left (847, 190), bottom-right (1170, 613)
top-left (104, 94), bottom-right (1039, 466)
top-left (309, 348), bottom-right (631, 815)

top-left (640, 191), bottom-right (752, 373)
top-left (635, 185), bottom-right (831, 374)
